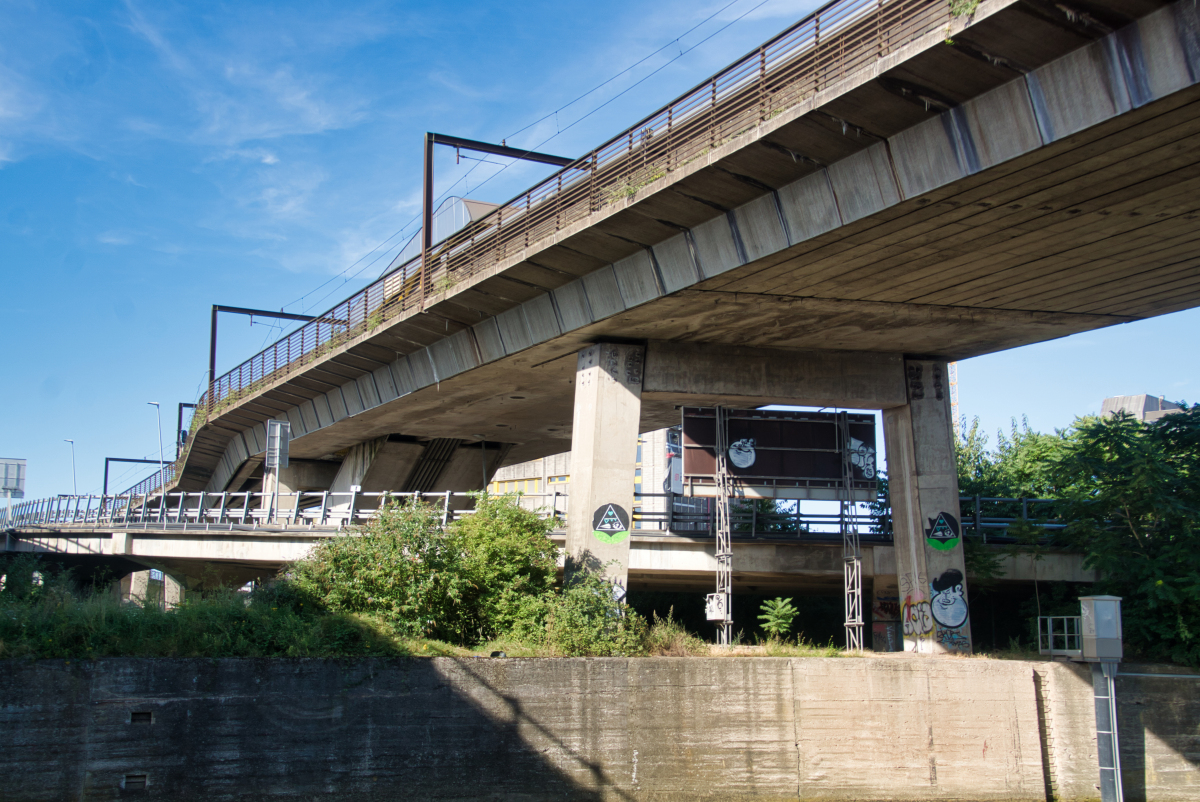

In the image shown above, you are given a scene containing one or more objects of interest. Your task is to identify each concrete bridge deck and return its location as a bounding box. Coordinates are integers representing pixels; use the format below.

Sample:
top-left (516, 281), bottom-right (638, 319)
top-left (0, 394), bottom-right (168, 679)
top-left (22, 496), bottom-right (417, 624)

top-left (175, 0), bottom-right (1200, 497)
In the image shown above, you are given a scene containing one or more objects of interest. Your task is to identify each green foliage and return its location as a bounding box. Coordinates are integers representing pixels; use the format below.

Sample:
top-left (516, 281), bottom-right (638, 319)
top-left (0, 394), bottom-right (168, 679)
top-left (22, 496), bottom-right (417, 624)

top-left (868, 474), bottom-right (893, 537)
top-left (731, 498), bottom-right (807, 534)
top-left (288, 494), bottom-right (557, 645)
top-left (543, 570), bottom-right (648, 656)
top-left (757, 596), bottom-right (799, 639)
top-left (287, 498), bottom-right (467, 640)
top-left (0, 557), bottom-right (399, 659)
top-left (951, 405), bottom-right (1200, 666)
top-left (645, 608), bottom-right (708, 656)
top-left (448, 493), bottom-right (560, 642)
top-left (956, 416), bottom-right (1064, 499)
top-left (1050, 407), bottom-right (1200, 666)
top-left (948, 0), bottom-right (980, 17)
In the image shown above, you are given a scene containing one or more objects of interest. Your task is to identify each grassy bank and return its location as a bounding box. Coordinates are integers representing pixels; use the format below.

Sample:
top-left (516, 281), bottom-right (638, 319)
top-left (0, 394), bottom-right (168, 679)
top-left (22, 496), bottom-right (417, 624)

top-left (0, 579), bottom-right (840, 660)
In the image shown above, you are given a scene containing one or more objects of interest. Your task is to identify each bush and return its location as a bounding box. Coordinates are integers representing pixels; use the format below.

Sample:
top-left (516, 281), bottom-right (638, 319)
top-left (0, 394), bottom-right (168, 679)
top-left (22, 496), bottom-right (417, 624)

top-left (287, 494), bottom-right (560, 645)
top-left (448, 493), bottom-right (559, 642)
top-left (544, 571), bottom-right (647, 656)
top-left (287, 498), bottom-right (468, 640)
top-left (645, 608), bottom-right (707, 656)
top-left (757, 597), bottom-right (799, 639)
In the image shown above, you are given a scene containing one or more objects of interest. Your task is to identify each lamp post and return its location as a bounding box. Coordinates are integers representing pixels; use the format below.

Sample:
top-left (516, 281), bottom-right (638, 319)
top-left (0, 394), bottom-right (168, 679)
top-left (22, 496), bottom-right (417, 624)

top-left (64, 439), bottom-right (77, 496)
top-left (147, 402), bottom-right (165, 491)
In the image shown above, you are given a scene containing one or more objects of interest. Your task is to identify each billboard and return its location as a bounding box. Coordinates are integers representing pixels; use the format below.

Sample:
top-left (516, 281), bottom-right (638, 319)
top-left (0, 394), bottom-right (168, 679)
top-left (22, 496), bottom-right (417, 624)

top-left (680, 408), bottom-right (876, 501)
top-left (1, 458), bottom-right (26, 499)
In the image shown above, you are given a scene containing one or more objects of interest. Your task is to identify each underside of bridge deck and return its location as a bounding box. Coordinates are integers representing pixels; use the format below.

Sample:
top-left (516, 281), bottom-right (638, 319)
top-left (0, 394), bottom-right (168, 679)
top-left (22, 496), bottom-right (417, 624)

top-left (176, 0), bottom-right (1200, 493)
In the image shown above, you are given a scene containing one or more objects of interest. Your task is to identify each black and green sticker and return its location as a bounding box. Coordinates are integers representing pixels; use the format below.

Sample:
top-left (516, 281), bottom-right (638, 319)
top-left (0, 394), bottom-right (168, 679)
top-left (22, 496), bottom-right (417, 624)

top-left (592, 503), bottom-right (630, 544)
top-left (925, 512), bottom-right (960, 551)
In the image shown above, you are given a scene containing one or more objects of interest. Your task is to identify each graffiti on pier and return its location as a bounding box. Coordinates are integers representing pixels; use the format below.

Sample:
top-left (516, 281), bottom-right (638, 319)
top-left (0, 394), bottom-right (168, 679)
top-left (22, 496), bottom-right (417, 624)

top-left (902, 596), bottom-right (933, 639)
top-left (936, 627), bottom-right (971, 651)
top-left (872, 594), bottom-right (900, 621)
top-left (930, 568), bottom-right (970, 653)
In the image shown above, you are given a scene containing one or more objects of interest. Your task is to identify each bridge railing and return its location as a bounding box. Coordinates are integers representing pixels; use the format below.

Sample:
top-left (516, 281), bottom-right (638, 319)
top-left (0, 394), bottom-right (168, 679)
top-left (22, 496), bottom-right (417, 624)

top-left (5, 489), bottom-right (1070, 546)
top-left (195, 0), bottom-right (955, 422)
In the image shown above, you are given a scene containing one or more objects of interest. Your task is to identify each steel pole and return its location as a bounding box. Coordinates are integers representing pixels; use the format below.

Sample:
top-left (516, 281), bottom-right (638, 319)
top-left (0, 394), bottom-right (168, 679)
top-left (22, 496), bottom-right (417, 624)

top-left (149, 402), bottom-right (165, 493)
top-left (64, 439), bottom-right (77, 496)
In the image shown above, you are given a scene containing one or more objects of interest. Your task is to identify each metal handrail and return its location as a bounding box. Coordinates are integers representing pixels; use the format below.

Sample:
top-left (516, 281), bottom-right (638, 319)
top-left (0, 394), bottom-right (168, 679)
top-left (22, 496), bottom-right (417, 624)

top-left (5, 491), bottom-right (1073, 544)
top-left (194, 0), bottom-right (953, 422)
top-left (1039, 615), bottom-right (1082, 657)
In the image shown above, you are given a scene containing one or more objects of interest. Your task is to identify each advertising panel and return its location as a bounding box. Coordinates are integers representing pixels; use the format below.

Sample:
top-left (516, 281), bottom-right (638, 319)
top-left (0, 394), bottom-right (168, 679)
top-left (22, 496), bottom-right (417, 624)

top-left (680, 408), bottom-right (876, 501)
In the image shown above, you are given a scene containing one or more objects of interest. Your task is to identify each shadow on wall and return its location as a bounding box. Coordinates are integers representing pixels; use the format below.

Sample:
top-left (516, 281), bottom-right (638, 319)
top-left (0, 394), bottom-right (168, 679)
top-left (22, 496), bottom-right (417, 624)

top-left (0, 658), bottom-right (611, 802)
top-left (1117, 670), bottom-right (1200, 802)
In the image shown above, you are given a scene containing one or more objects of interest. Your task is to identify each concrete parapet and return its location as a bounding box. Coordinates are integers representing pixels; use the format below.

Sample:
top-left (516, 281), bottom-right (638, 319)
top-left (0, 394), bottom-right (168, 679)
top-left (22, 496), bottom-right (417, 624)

top-left (1, 656), bottom-right (1195, 801)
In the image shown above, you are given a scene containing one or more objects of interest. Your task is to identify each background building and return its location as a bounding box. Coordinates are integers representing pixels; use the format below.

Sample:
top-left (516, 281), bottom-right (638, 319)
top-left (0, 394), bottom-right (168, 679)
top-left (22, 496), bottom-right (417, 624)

top-left (1100, 394), bottom-right (1183, 422)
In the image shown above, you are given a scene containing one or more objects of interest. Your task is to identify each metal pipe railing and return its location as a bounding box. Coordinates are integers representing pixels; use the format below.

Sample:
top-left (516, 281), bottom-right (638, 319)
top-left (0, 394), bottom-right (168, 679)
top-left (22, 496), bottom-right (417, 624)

top-left (5, 489), bottom-right (1069, 545)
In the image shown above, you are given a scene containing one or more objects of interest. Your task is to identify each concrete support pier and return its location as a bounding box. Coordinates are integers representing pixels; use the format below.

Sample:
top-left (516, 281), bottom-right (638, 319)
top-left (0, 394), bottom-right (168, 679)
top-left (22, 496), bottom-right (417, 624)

top-left (566, 343), bottom-right (645, 590)
top-left (884, 359), bottom-right (972, 654)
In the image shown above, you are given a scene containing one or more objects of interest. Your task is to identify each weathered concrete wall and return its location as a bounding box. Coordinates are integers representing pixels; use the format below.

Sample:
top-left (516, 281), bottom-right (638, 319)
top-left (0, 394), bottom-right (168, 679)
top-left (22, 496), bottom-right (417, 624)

top-left (0, 657), bottom-right (1194, 801)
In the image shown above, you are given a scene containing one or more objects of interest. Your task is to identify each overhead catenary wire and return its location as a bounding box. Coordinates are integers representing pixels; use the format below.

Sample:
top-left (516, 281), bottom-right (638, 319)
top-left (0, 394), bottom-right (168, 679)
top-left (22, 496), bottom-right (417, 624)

top-left (259, 0), bottom-right (779, 334)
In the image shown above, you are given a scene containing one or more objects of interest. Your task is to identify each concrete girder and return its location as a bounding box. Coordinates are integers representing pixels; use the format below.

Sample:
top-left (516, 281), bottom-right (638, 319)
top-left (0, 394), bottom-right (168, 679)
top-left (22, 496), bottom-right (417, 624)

top-left (4, 527), bottom-right (1099, 591)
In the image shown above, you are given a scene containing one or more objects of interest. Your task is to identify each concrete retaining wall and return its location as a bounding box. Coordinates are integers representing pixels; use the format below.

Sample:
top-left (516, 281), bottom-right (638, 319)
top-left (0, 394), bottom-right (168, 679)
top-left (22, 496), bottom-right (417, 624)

top-left (0, 657), bottom-right (1195, 800)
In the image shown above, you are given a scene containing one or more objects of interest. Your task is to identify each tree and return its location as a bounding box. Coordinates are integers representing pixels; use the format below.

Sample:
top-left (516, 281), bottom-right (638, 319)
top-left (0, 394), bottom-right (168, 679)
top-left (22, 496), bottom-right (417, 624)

top-left (287, 494), bottom-right (559, 644)
top-left (757, 597), bottom-right (799, 639)
top-left (1050, 407), bottom-right (1200, 666)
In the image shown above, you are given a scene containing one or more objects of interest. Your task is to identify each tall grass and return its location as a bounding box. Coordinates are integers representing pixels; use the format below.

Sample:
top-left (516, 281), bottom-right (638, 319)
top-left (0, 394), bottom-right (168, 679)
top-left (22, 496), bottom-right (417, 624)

top-left (0, 571), bottom-right (405, 659)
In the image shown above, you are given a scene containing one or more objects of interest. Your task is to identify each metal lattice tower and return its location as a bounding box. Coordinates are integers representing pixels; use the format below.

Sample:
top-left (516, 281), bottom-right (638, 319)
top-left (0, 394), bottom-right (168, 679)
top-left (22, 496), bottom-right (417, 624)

top-left (713, 406), bottom-right (735, 645)
top-left (839, 412), bottom-right (864, 652)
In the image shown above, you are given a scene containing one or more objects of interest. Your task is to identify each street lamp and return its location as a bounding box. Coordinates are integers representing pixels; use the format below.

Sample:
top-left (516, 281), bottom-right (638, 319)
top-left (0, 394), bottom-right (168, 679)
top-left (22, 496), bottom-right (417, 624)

top-left (64, 439), bottom-right (77, 496)
top-left (147, 402), bottom-right (165, 491)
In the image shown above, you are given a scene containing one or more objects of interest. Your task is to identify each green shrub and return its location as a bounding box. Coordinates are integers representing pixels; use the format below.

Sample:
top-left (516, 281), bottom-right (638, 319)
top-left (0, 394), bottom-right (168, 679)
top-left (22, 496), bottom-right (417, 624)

top-left (287, 494), bottom-right (560, 645)
top-left (0, 558), bottom-right (399, 659)
top-left (287, 498), bottom-right (468, 640)
top-left (645, 608), bottom-right (707, 656)
top-left (757, 597), bottom-right (799, 639)
top-left (448, 493), bottom-right (559, 642)
top-left (544, 571), bottom-right (647, 656)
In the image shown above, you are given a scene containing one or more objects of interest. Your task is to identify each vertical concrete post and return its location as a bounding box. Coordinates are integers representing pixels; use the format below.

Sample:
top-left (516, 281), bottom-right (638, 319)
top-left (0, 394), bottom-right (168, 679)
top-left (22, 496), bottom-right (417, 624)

top-left (883, 359), bottom-right (972, 654)
top-left (566, 342), bottom-right (645, 592)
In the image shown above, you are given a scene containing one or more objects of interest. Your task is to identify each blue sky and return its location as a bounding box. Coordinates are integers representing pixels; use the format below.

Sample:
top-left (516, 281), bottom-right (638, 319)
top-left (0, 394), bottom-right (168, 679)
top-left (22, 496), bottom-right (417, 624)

top-left (3, 0), bottom-right (1198, 501)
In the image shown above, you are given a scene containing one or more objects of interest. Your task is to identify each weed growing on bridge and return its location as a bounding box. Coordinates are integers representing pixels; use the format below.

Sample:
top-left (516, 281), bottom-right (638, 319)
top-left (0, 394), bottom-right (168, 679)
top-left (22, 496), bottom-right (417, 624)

top-left (948, 0), bottom-right (980, 17)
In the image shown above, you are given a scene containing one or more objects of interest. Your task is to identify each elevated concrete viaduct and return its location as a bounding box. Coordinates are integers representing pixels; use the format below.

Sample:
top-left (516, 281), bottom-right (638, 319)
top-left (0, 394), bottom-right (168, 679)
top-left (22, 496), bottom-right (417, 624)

top-left (13, 0), bottom-right (1199, 652)
top-left (8, 523), bottom-right (1096, 594)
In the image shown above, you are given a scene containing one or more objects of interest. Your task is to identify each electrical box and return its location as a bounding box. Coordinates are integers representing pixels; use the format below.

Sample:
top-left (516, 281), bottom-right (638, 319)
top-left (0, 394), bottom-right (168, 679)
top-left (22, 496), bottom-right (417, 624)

top-left (705, 593), bottom-right (727, 622)
top-left (1080, 595), bottom-right (1123, 662)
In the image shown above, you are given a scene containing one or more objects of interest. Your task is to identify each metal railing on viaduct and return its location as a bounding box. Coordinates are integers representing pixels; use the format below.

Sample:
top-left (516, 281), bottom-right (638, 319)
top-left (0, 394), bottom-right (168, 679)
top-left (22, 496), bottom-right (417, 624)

top-left (195, 0), bottom-right (954, 422)
top-left (4, 491), bottom-right (1064, 545)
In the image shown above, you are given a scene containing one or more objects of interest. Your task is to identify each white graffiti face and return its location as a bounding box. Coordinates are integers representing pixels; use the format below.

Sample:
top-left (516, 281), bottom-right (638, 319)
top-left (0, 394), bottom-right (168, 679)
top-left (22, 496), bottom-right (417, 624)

top-left (930, 584), bottom-right (968, 629)
top-left (849, 437), bottom-right (876, 479)
top-left (728, 438), bottom-right (756, 469)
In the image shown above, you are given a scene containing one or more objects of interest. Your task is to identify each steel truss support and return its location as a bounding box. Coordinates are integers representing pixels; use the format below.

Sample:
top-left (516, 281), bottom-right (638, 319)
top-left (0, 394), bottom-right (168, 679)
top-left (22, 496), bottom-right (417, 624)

top-left (714, 406), bottom-right (735, 645)
top-left (839, 412), bottom-right (864, 652)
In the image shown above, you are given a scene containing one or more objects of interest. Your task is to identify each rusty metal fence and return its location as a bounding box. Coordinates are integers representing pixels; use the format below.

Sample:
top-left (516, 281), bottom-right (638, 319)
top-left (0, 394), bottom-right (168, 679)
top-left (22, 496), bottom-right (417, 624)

top-left (197, 0), bottom-right (953, 424)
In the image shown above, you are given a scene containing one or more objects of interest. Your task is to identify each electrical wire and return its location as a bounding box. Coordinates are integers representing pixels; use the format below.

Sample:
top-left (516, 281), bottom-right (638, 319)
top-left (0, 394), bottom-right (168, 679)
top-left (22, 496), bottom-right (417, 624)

top-left (253, 0), bottom-right (778, 336)
top-left (503, 0), bottom-right (745, 142)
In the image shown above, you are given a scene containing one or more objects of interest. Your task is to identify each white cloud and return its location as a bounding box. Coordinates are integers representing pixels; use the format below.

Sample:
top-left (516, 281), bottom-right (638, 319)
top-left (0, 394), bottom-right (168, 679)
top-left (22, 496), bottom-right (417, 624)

top-left (97, 231), bottom-right (133, 245)
top-left (121, 0), bottom-right (370, 150)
